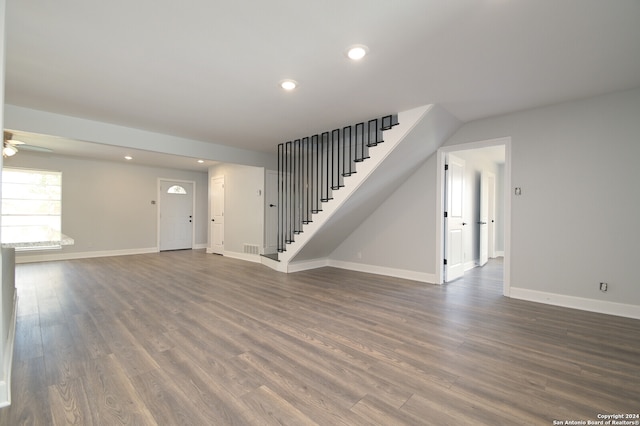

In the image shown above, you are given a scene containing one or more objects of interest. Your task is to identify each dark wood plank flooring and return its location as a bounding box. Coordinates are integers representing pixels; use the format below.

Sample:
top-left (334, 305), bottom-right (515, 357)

top-left (1, 251), bottom-right (638, 425)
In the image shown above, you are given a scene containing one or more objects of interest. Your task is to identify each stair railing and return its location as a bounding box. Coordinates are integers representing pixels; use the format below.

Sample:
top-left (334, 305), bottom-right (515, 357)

top-left (277, 115), bottom-right (398, 253)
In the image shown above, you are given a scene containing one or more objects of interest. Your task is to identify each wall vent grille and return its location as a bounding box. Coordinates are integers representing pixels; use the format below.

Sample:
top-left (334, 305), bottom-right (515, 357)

top-left (243, 244), bottom-right (260, 255)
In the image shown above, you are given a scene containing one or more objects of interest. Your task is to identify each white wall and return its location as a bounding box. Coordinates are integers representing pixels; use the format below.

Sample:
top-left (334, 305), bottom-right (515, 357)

top-left (332, 87), bottom-right (640, 317)
top-left (4, 105), bottom-right (277, 170)
top-left (4, 152), bottom-right (208, 260)
top-left (329, 154), bottom-right (439, 283)
top-left (208, 163), bottom-right (264, 259)
top-left (443, 87), bottom-right (640, 312)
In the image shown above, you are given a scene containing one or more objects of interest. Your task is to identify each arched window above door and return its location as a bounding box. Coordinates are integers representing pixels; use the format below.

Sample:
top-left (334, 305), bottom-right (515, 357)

top-left (167, 185), bottom-right (187, 194)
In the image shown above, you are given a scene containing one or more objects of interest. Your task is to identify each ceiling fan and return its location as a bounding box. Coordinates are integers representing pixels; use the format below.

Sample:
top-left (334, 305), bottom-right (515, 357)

top-left (3, 131), bottom-right (53, 157)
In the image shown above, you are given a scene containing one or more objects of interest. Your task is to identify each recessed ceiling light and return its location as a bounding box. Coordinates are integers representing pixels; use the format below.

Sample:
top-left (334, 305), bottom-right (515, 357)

top-left (346, 45), bottom-right (368, 61)
top-left (124, 156), bottom-right (133, 160)
top-left (280, 79), bottom-right (298, 91)
top-left (197, 159), bottom-right (204, 164)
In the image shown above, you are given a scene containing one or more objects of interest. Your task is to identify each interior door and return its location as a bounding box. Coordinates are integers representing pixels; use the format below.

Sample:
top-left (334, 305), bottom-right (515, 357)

top-left (210, 176), bottom-right (224, 255)
top-left (265, 170), bottom-right (278, 254)
top-left (445, 154), bottom-right (465, 282)
top-left (159, 180), bottom-right (194, 251)
top-left (479, 171), bottom-right (489, 266)
top-left (487, 172), bottom-right (496, 259)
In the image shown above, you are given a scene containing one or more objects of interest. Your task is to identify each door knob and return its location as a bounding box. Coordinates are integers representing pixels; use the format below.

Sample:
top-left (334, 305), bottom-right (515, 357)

top-left (462, 222), bottom-right (467, 226)
top-left (269, 204), bottom-right (276, 207)
top-left (211, 219), bottom-right (215, 222)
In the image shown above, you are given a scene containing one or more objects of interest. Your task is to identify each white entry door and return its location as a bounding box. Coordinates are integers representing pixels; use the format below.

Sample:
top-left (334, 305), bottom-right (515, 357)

top-left (210, 176), bottom-right (225, 255)
top-left (159, 180), bottom-right (194, 251)
top-left (265, 170), bottom-right (278, 254)
top-left (445, 154), bottom-right (465, 282)
top-left (479, 171), bottom-right (489, 266)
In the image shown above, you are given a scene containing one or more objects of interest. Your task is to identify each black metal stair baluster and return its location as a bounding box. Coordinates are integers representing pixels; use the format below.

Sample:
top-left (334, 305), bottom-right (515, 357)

top-left (293, 139), bottom-right (302, 234)
top-left (331, 129), bottom-right (339, 190)
top-left (381, 115), bottom-right (391, 131)
top-left (301, 137), bottom-right (305, 224)
top-left (355, 122), bottom-right (364, 163)
top-left (284, 141), bottom-right (291, 243)
top-left (311, 135), bottom-right (320, 213)
top-left (283, 141), bottom-right (287, 245)
top-left (292, 139), bottom-right (296, 235)
top-left (277, 143), bottom-right (282, 252)
top-left (342, 126), bottom-right (352, 176)
top-left (305, 136), bottom-right (311, 224)
top-left (376, 117), bottom-right (384, 144)
top-left (321, 132), bottom-right (330, 202)
top-left (367, 118), bottom-right (378, 147)
top-left (307, 137), bottom-right (313, 220)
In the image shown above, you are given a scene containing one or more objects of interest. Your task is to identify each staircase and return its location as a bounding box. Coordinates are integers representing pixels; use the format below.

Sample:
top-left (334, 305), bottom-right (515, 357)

top-left (262, 104), bottom-right (460, 273)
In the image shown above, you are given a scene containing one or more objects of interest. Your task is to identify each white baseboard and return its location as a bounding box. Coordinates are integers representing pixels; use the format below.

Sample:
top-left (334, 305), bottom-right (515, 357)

top-left (194, 243), bottom-right (207, 250)
top-left (510, 287), bottom-right (640, 320)
top-left (495, 251), bottom-right (505, 257)
top-left (222, 251), bottom-right (261, 263)
top-left (0, 294), bottom-right (18, 408)
top-left (329, 259), bottom-right (437, 284)
top-left (287, 258), bottom-right (330, 273)
top-left (274, 257), bottom-right (438, 284)
top-left (15, 247), bottom-right (159, 263)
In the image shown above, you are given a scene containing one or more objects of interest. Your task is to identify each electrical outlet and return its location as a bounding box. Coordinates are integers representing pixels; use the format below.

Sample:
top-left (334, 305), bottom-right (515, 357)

top-left (599, 282), bottom-right (608, 292)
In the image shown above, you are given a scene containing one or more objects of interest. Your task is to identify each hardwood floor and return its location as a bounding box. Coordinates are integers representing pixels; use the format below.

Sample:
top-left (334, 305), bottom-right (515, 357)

top-left (1, 251), bottom-right (638, 425)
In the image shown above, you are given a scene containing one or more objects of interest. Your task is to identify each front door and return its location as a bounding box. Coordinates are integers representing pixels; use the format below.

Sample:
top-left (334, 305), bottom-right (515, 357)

top-left (159, 180), bottom-right (194, 251)
top-left (445, 154), bottom-right (465, 282)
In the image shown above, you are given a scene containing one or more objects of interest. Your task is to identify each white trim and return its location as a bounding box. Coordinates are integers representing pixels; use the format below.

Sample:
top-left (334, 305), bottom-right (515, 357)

top-left (435, 137), bottom-right (512, 297)
top-left (0, 293), bottom-right (18, 408)
top-left (157, 178), bottom-right (197, 250)
top-left (510, 287), bottom-right (640, 320)
top-left (15, 247), bottom-right (158, 263)
top-left (275, 257), bottom-right (439, 284)
top-left (287, 258), bottom-right (329, 273)
top-left (222, 250), bottom-right (261, 263)
top-left (194, 243), bottom-right (207, 250)
top-left (495, 251), bottom-right (505, 257)
top-left (329, 259), bottom-right (437, 284)
top-left (464, 261), bottom-right (477, 271)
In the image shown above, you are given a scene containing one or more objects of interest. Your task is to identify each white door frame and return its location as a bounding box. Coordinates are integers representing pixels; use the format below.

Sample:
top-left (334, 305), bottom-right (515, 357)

top-left (157, 178), bottom-right (197, 251)
top-left (435, 137), bottom-right (512, 296)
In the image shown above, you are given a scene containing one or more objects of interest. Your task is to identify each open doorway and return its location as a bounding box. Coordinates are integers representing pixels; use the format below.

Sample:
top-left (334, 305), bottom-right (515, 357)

top-left (436, 137), bottom-right (512, 296)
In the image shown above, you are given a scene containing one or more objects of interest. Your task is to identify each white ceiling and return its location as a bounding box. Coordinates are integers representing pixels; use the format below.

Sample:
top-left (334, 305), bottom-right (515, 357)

top-left (4, 0), bottom-right (640, 162)
top-left (4, 129), bottom-right (219, 171)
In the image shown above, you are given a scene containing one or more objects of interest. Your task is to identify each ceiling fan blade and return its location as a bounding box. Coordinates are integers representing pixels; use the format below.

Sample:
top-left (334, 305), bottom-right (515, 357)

top-left (17, 144), bottom-right (53, 153)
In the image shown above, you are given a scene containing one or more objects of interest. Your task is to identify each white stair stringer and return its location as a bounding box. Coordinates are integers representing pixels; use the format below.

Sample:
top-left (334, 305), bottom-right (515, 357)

top-left (263, 104), bottom-right (461, 273)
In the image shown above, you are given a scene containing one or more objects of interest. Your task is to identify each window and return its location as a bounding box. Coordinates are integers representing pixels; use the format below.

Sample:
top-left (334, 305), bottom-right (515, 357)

top-left (167, 185), bottom-right (187, 194)
top-left (2, 167), bottom-right (62, 250)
